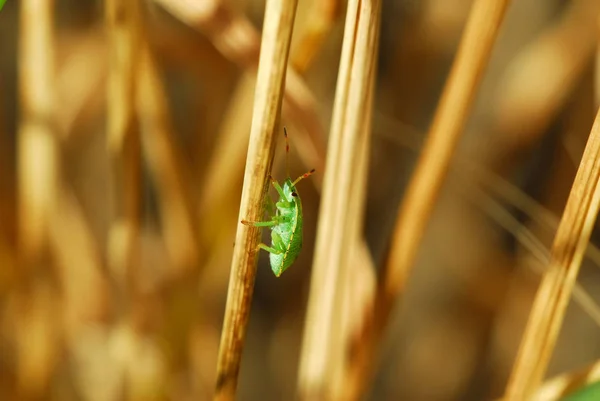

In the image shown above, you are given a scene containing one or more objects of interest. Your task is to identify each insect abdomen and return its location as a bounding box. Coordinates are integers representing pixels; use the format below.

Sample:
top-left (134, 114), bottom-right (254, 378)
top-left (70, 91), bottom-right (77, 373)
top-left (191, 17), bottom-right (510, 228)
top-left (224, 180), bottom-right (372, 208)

top-left (270, 201), bottom-right (303, 276)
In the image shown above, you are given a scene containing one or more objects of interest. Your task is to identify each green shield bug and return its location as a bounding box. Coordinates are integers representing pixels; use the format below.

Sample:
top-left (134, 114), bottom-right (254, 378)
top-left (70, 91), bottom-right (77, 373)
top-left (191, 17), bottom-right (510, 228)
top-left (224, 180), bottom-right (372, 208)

top-left (241, 128), bottom-right (315, 277)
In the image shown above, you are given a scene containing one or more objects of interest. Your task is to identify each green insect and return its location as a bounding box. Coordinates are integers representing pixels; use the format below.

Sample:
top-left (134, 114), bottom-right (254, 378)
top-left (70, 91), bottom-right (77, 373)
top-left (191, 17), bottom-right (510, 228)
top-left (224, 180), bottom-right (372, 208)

top-left (241, 128), bottom-right (315, 277)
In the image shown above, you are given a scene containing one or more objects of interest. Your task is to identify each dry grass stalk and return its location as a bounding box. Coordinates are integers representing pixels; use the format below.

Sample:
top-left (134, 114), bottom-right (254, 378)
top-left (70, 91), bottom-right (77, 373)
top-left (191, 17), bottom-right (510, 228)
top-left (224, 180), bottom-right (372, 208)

top-left (105, 0), bottom-right (143, 287)
top-left (17, 0), bottom-right (57, 265)
top-left (137, 42), bottom-right (201, 278)
top-left (504, 107), bottom-right (600, 399)
top-left (297, 0), bottom-right (380, 399)
top-left (343, 0), bottom-right (511, 397)
top-left (213, 0), bottom-right (298, 399)
top-left (15, 1), bottom-right (60, 396)
top-left (165, 0), bottom-right (329, 241)
top-left (383, 0), bottom-right (510, 306)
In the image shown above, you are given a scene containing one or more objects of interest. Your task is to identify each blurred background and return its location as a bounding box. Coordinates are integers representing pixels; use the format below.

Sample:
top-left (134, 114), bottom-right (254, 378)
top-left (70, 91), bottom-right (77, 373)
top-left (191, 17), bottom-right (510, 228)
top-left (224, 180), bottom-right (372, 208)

top-left (1, 0), bottom-right (600, 400)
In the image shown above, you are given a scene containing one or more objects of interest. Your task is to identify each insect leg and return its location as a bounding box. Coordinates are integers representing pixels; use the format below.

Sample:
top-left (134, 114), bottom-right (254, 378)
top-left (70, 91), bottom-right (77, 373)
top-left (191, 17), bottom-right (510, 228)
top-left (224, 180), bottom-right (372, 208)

top-left (257, 243), bottom-right (283, 255)
top-left (241, 219), bottom-right (278, 227)
top-left (269, 175), bottom-right (288, 200)
top-left (241, 215), bottom-right (286, 227)
top-left (272, 231), bottom-right (285, 249)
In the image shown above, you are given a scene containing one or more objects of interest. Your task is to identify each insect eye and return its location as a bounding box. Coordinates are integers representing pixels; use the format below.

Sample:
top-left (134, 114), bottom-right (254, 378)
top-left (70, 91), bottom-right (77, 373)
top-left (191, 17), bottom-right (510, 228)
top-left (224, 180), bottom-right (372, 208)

top-left (291, 192), bottom-right (297, 197)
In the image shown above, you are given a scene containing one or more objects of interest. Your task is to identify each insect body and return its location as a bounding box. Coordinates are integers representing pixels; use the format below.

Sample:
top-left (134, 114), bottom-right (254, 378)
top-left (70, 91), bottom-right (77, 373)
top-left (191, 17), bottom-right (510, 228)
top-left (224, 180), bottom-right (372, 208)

top-left (241, 128), bottom-right (315, 277)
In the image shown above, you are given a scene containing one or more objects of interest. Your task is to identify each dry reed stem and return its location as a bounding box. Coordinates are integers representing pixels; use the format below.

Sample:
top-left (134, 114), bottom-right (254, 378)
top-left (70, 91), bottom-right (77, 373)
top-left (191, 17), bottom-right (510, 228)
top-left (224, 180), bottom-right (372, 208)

top-left (16, 1), bottom-right (59, 395)
top-left (504, 107), bottom-right (600, 399)
top-left (137, 42), bottom-right (201, 278)
top-left (17, 0), bottom-right (57, 265)
top-left (342, 1), bottom-right (511, 397)
top-left (297, 0), bottom-right (380, 399)
top-left (339, 32), bottom-right (380, 400)
top-left (531, 360), bottom-right (600, 401)
top-left (173, 0), bottom-right (330, 236)
top-left (492, 0), bottom-right (600, 163)
top-left (383, 0), bottom-right (510, 307)
top-left (105, 0), bottom-right (143, 287)
top-left (213, 0), bottom-right (298, 399)
top-left (291, 0), bottom-right (341, 73)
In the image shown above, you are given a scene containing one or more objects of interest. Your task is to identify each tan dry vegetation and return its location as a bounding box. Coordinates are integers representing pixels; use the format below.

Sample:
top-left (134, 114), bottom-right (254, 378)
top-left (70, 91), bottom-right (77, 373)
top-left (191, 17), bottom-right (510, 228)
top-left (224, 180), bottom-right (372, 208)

top-left (2, 0), bottom-right (600, 400)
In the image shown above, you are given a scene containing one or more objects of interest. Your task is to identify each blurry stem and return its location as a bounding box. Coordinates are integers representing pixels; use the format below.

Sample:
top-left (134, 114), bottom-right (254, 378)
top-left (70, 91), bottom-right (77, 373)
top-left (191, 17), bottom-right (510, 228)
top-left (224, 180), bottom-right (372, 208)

top-left (18, 0), bottom-right (57, 266)
top-left (105, 0), bottom-right (143, 288)
top-left (213, 0), bottom-right (298, 400)
top-left (505, 107), bottom-right (600, 399)
top-left (383, 0), bottom-right (510, 309)
top-left (297, 0), bottom-right (380, 399)
top-left (343, 0), bottom-right (511, 398)
top-left (16, 0), bottom-right (59, 397)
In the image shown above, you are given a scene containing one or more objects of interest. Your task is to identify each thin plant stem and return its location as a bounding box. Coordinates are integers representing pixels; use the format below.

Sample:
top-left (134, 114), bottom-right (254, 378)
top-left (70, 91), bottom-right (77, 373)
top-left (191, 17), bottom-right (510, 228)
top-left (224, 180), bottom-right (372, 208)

top-left (105, 0), bottom-right (143, 288)
top-left (343, 1), bottom-right (511, 398)
top-left (505, 107), bottom-right (600, 399)
top-left (297, 0), bottom-right (380, 399)
top-left (18, 0), bottom-right (57, 265)
top-left (213, 0), bottom-right (298, 399)
top-left (16, 0), bottom-right (59, 397)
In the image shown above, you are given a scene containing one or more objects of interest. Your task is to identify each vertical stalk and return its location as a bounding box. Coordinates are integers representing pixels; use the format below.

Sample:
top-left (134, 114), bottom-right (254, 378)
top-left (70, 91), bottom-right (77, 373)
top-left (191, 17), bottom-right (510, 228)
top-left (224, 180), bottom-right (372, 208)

top-left (18, 0), bottom-right (57, 266)
top-left (213, 1), bottom-right (298, 400)
top-left (105, 0), bottom-right (143, 287)
top-left (16, 0), bottom-right (59, 397)
top-left (505, 107), bottom-right (600, 399)
top-left (298, 0), bottom-right (381, 399)
top-left (343, 0), bottom-right (511, 398)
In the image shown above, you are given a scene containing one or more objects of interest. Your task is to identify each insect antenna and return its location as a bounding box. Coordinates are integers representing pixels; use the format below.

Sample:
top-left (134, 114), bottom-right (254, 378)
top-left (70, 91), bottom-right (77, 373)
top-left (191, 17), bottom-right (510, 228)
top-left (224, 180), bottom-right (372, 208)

top-left (292, 169), bottom-right (316, 186)
top-left (283, 126), bottom-right (291, 178)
